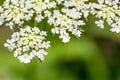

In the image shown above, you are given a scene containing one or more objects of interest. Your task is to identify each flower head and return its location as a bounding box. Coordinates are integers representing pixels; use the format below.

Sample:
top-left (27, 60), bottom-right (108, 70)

top-left (46, 0), bottom-right (88, 43)
top-left (90, 0), bottom-right (120, 31)
top-left (4, 26), bottom-right (50, 63)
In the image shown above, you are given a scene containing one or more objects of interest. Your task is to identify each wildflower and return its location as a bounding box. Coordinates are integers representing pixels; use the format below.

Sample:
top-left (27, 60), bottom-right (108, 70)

top-left (0, 0), bottom-right (34, 29)
top-left (111, 18), bottom-right (120, 33)
top-left (46, 0), bottom-right (88, 42)
top-left (47, 10), bottom-right (84, 43)
top-left (95, 20), bottom-right (104, 28)
top-left (90, 0), bottom-right (120, 31)
top-left (4, 26), bottom-right (50, 63)
top-left (0, 0), bottom-right (57, 29)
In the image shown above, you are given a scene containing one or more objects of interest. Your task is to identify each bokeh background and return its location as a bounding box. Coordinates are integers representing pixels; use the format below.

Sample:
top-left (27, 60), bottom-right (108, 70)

top-left (0, 0), bottom-right (120, 80)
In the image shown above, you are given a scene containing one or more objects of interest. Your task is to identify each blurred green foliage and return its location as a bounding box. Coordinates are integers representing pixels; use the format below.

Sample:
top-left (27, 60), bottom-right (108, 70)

top-left (0, 0), bottom-right (120, 80)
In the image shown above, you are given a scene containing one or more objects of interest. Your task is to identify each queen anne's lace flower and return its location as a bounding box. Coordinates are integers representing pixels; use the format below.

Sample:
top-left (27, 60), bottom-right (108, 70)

top-left (4, 26), bottom-right (50, 63)
top-left (45, 0), bottom-right (88, 43)
top-left (95, 20), bottom-right (104, 28)
top-left (47, 10), bottom-right (84, 43)
top-left (0, 0), bottom-right (56, 29)
top-left (62, 0), bottom-right (90, 18)
top-left (90, 0), bottom-right (120, 32)
top-left (0, 0), bottom-right (34, 29)
top-left (32, 0), bottom-right (56, 22)
top-left (111, 18), bottom-right (120, 33)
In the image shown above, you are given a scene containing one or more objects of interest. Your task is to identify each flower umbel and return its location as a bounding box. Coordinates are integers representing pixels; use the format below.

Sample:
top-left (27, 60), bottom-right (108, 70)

top-left (4, 26), bottom-right (50, 63)
top-left (90, 0), bottom-right (120, 32)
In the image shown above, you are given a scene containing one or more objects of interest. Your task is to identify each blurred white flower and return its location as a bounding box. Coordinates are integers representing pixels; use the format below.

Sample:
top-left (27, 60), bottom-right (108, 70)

top-left (111, 18), bottom-right (120, 33)
top-left (48, 11), bottom-right (83, 42)
top-left (90, 0), bottom-right (120, 32)
top-left (0, 0), bottom-right (56, 29)
top-left (95, 20), bottom-right (104, 28)
top-left (18, 54), bottom-right (32, 64)
top-left (4, 26), bottom-right (50, 64)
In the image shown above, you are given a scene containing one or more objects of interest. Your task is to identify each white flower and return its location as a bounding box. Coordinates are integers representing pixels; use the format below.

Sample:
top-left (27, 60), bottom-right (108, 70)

top-left (56, 0), bottom-right (64, 4)
top-left (95, 20), bottom-right (104, 28)
top-left (62, 0), bottom-right (90, 17)
top-left (18, 54), bottom-right (32, 64)
top-left (42, 41), bottom-right (50, 49)
top-left (35, 49), bottom-right (48, 61)
top-left (51, 27), bottom-right (59, 34)
top-left (47, 9), bottom-right (84, 42)
top-left (45, 0), bottom-right (89, 42)
top-left (32, 0), bottom-right (57, 23)
top-left (61, 8), bottom-right (82, 19)
top-left (0, 0), bottom-right (57, 28)
top-left (90, 0), bottom-right (120, 32)
top-left (0, 0), bottom-right (35, 28)
top-left (4, 26), bottom-right (50, 64)
top-left (59, 33), bottom-right (70, 43)
top-left (111, 18), bottom-right (120, 33)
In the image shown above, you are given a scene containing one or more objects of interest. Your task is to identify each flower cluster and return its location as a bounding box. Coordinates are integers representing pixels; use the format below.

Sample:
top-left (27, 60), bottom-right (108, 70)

top-left (4, 26), bottom-right (50, 63)
top-left (1, 0), bottom-right (120, 63)
top-left (90, 0), bottom-right (120, 32)
top-left (45, 0), bottom-right (89, 42)
top-left (46, 10), bottom-right (85, 42)
top-left (0, 0), bottom-right (56, 29)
